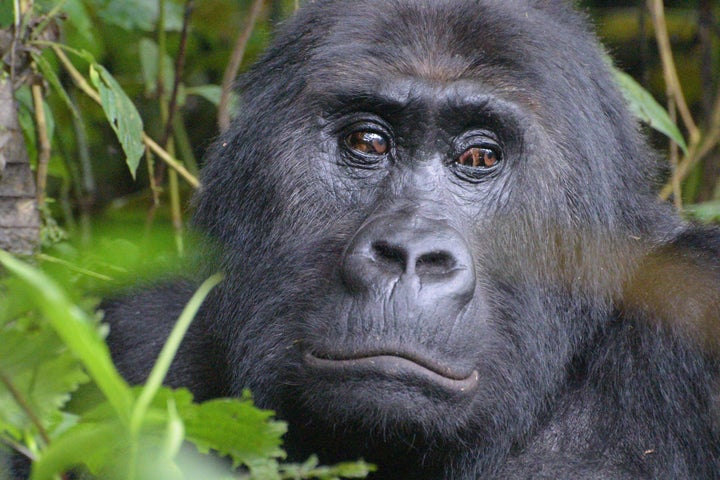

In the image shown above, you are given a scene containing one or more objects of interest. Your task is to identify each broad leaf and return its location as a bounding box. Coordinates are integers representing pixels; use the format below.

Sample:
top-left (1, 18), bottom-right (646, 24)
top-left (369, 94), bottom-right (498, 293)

top-left (89, 63), bottom-right (145, 179)
top-left (614, 69), bottom-right (688, 154)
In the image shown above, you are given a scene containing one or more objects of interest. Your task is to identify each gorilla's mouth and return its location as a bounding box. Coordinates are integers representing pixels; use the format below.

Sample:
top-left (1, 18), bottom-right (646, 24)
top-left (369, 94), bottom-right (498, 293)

top-left (304, 350), bottom-right (479, 392)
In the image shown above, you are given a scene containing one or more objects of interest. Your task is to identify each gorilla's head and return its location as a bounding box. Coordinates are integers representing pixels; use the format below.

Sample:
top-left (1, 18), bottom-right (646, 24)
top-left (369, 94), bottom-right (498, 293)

top-left (192, 0), bottom-right (670, 473)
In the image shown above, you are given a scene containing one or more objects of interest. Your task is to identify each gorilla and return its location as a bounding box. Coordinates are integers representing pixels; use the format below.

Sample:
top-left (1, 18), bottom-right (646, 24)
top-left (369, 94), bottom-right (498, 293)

top-left (104, 0), bottom-right (720, 478)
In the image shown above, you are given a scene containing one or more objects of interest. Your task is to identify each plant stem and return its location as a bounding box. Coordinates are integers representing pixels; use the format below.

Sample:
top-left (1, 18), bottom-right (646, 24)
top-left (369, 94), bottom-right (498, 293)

top-left (218, 0), bottom-right (265, 131)
top-left (0, 369), bottom-right (51, 446)
top-left (647, 0), bottom-right (699, 142)
top-left (31, 82), bottom-right (51, 206)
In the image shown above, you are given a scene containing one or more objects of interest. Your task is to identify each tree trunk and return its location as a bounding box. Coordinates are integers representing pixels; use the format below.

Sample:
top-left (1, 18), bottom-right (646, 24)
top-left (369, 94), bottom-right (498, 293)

top-left (0, 77), bottom-right (40, 255)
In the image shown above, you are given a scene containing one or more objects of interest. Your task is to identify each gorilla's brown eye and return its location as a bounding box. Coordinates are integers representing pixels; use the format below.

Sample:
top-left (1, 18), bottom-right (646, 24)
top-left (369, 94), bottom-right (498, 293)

top-left (457, 147), bottom-right (499, 168)
top-left (346, 131), bottom-right (389, 155)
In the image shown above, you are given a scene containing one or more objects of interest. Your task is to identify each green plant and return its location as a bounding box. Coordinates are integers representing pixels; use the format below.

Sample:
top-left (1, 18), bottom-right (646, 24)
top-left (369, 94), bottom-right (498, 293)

top-left (0, 249), bottom-right (372, 479)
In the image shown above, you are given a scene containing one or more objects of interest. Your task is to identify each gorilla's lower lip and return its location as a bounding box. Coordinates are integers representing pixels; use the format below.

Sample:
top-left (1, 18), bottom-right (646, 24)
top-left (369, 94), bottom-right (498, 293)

top-left (304, 351), bottom-right (479, 392)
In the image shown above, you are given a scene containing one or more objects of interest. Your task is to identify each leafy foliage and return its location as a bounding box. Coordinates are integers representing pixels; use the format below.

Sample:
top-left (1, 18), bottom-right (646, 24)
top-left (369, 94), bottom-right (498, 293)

top-left (0, 325), bottom-right (88, 444)
top-left (0, 250), bottom-right (373, 479)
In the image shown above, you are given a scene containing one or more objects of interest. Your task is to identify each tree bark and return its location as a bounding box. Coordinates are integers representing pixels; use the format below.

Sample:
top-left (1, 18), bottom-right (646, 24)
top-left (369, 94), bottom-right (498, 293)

top-left (0, 77), bottom-right (41, 255)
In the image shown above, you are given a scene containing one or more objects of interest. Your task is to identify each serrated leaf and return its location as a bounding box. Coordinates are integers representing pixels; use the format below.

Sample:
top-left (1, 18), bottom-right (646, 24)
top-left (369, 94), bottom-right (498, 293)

top-left (29, 420), bottom-right (126, 480)
top-left (614, 69), bottom-right (688, 155)
top-left (316, 460), bottom-right (376, 478)
top-left (276, 455), bottom-right (374, 480)
top-left (0, 327), bottom-right (88, 440)
top-left (181, 397), bottom-right (287, 469)
top-left (89, 63), bottom-right (145, 179)
top-left (0, 251), bottom-right (134, 422)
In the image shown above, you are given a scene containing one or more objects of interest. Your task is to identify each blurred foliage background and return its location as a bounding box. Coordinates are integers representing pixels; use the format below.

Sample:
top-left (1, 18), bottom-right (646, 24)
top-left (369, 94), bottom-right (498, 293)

top-left (590, 0), bottom-right (719, 209)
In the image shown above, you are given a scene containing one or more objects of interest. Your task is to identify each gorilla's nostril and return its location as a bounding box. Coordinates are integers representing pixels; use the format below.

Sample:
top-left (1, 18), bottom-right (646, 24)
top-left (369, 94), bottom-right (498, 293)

top-left (371, 241), bottom-right (407, 274)
top-left (416, 251), bottom-right (456, 276)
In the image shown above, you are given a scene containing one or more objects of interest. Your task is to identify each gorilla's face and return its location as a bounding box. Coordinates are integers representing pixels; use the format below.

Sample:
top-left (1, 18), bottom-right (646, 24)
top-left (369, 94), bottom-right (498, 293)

top-left (289, 79), bottom-right (553, 437)
top-left (194, 0), bottom-right (653, 461)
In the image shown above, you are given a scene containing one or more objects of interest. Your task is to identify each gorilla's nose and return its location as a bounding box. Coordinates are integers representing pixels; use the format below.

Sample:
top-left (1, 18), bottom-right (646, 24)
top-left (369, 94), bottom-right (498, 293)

top-left (342, 214), bottom-right (476, 303)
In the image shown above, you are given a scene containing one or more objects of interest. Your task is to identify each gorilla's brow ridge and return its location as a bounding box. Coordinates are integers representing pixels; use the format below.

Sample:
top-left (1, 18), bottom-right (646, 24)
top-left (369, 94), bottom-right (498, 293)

top-left (316, 82), bottom-right (520, 119)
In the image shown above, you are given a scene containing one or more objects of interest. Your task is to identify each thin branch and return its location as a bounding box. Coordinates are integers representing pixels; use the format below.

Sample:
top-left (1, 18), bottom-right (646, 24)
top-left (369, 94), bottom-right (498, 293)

top-left (661, 85), bottom-right (720, 199)
top-left (668, 99), bottom-right (682, 209)
top-left (153, 0), bottom-right (194, 190)
top-left (218, 0), bottom-right (265, 131)
top-left (646, 0), bottom-right (699, 143)
top-left (143, 134), bottom-right (199, 188)
top-left (0, 369), bottom-right (51, 446)
top-left (50, 45), bottom-right (100, 103)
top-left (31, 82), bottom-right (51, 206)
top-left (161, 0), bottom-right (193, 149)
top-left (10, 0), bottom-right (21, 83)
top-left (145, 146), bottom-right (161, 206)
top-left (152, 0), bottom-right (187, 256)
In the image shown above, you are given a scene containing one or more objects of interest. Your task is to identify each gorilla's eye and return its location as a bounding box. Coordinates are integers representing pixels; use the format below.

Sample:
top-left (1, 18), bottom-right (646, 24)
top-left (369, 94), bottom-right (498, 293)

top-left (457, 146), bottom-right (500, 169)
top-left (346, 131), bottom-right (389, 156)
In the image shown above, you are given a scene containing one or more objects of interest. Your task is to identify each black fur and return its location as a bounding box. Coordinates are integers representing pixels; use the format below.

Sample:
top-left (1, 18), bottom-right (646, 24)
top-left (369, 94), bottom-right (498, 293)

top-left (104, 1), bottom-right (720, 478)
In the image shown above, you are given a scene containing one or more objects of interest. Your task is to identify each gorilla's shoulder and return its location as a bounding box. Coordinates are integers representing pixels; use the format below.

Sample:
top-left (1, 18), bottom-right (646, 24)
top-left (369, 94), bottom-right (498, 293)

top-left (101, 280), bottom-right (227, 400)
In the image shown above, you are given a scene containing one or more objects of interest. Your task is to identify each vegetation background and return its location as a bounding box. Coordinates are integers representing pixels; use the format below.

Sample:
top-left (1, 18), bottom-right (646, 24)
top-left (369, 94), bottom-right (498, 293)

top-left (0, 0), bottom-right (717, 479)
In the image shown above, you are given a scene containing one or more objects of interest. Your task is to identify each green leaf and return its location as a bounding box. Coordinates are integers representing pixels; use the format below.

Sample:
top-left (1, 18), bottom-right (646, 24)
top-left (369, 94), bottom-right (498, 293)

top-left (685, 201), bottom-right (720, 222)
top-left (185, 85), bottom-right (222, 106)
top-left (0, 2), bottom-right (12, 28)
top-left (95, 0), bottom-right (184, 32)
top-left (181, 396), bottom-right (287, 469)
top-left (29, 420), bottom-right (126, 480)
top-left (312, 459), bottom-right (376, 479)
top-left (89, 63), bottom-right (145, 179)
top-left (273, 455), bottom-right (375, 480)
top-left (138, 38), bottom-right (175, 97)
top-left (0, 251), bottom-right (134, 422)
top-left (614, 69), bottom-right (688, 155)
top-left (59, 0), bottom-right (100, 51)
top-left (125, 387), bottom-right (286, 477)
top-left (162, 396), bottom-right (184, 459)
top-left (0, 327), bottom-right (88, 440)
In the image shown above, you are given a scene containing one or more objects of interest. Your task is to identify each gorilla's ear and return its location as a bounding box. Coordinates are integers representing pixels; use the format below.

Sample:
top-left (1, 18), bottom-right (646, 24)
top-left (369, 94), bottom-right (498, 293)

top-left (622, 228), bottom-right (720, 350)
